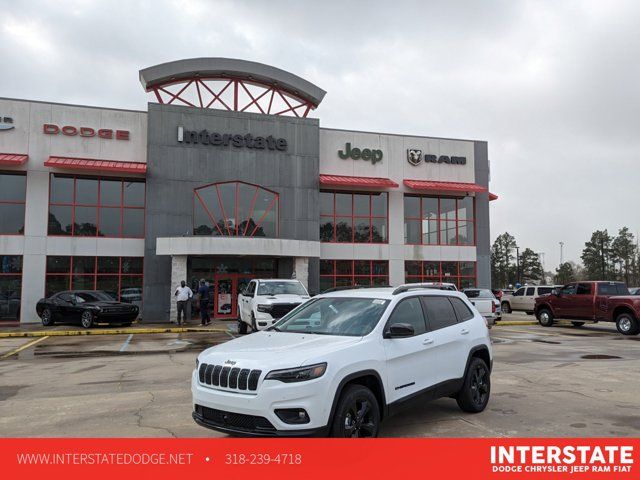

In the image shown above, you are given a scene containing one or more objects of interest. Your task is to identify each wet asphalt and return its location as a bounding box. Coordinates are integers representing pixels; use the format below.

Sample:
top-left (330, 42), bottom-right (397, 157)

top-left (0, 316), bottom-right (638, 437)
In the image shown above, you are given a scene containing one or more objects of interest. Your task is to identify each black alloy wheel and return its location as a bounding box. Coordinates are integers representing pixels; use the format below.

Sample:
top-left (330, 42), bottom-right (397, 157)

top-left (331, 385), bottom-right (380, 438)
top-left (456, 357), bottom-right (491, 413)
top-left (41, 308), bottom-right (54, 326)
top-left (81, 311), bottom-right (94, 329)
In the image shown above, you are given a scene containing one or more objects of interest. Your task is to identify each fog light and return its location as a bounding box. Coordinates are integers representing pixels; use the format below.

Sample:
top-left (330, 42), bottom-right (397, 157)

top-left (258, 321), bottom-right (267, 326)
top-left (275, 408), bottom-right (310, 424)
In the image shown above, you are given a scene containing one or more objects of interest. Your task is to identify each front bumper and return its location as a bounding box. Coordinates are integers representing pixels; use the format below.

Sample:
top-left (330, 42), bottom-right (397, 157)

top-left (191, 369), bottom-right (331, 436)
top-left (95, 312), bottom-right (138, 323)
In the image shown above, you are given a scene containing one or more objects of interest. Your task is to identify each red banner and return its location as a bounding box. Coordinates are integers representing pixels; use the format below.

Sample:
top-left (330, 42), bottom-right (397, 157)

top-left (0, 438), bottom-right (636, 480)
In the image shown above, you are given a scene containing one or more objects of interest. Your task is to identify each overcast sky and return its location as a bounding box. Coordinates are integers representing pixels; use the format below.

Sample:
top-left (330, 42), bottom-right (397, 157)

top-left (1, 0), bottom-right (638, 270)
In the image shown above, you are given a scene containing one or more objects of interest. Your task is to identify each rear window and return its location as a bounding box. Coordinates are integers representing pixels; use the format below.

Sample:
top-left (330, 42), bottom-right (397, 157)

top-left (464, 289), bottom-right (494, 299)
top-left (421, 296), bottom-right (458, 331)
top-left (450, 297), bottom-right (474, 322)
top-left (526, 287), bottom-right (535, 296)
top-left (598, 283), bottom-right (629, 296)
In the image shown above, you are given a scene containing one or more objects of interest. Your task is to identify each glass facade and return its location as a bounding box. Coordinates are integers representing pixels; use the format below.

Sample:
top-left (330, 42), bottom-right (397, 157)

top-left (0, 255), bottom-right (22, 321)
top-left (45, 256), bottom-right (143, 302)
top-left (320, 191), bottom-right (388, 243)
top-left (194, 181), bottom-right (279, 237)
top-left (404, 195), bottom-right (474, 246)
top-left (0, 172), bottom-right (26, 234)
top-left (48, 174), bottom-right (145, 238)
top-left (404, 260), bottom-right (477, 290)
top-left (319, 260), bottom-right (389, 293)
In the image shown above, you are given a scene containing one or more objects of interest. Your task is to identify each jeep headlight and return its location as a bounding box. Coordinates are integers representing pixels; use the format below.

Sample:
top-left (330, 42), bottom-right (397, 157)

top-left (257, 304), bottom-right (272, 313)
top-left (265, 363), bottom-right (327, 383)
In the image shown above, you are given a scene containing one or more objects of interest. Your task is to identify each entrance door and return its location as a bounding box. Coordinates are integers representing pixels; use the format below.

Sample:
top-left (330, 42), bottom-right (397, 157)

top-left (214, 276), bottom-right (235, 319)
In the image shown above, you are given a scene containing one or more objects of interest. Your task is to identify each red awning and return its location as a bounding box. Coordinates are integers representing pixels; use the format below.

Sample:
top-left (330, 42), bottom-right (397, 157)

top-left (0, 153), bottom-right (28, 166)
top-left (403, 179), bottom-right (487, 194)
top-left (319, 174), bottom-right (398, 188)
top-left (45, 156), bottom-right (146, 174)
top-left (489, 192), bottom-right (499, 201)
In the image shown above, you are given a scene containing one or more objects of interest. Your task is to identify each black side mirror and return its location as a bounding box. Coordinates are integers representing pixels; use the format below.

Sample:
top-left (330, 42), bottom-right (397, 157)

top-left (385, 323), bottom-right (415, 338)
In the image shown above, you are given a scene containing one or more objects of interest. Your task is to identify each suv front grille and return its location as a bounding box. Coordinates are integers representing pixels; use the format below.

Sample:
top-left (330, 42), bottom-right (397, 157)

top-left (195, 405), bottom-right (275, 432)
top-left (270, 303), bottom-right (301, 319)
top-left (198, 363), bottom-right (262, 391)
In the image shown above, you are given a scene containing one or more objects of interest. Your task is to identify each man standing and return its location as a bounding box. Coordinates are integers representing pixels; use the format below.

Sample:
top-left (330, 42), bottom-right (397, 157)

top-left (174, 280), bottom-right (193, 325)
top-left (197, 279), bottom-right (211, 326)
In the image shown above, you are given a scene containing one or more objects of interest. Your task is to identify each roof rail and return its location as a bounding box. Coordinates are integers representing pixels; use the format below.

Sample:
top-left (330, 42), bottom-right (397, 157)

top-left (322, 285), bottom-right (392, 294)
top-left (392, 283), bottom-right (457, 295)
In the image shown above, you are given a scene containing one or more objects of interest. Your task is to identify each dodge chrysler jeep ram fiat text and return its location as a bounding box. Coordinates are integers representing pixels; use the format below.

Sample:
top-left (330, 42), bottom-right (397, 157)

top-left (192, 285), bottom-right (492, 437)
top-left (534, 281), bottom-right (640, 335)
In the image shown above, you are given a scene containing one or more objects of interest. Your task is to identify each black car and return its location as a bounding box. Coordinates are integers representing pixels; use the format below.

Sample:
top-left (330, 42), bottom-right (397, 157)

top-left (36, 290), bottom-right (139, 328)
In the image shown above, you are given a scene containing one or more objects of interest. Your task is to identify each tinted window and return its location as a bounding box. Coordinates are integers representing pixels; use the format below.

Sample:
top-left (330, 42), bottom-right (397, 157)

top-left (450, 297), bottom-right (474, 322)
top-left (537, 287), bottom-right (553, 295)
top-left (561, 284), bottom-right (577, 295)
top-left (386, 297), bottom-right (426, 336)
top-left (598, 283), bottom-right (629, 296)
top-left (576, 283), bottom-right (592, 295)
top-left (422, 296), bottom-right (458, 331)
top-left (526, 287), bottom-right (535, 296)
top-left (513, 288), bottom-right (525, 297)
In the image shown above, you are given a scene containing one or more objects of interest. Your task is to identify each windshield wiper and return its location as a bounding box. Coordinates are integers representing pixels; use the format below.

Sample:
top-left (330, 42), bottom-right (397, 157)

top-left (266, 326), bottom-right (281, 332)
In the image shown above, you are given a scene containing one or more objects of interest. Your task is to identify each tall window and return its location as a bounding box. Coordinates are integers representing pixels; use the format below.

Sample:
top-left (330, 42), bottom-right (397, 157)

top-left (404, 195), bottom-right (474, 246)
top-left (0, 172), bottom-right (26, 234)
top-left (320, 191), bottom-right (388, 243)
top-left (405, 261), bottom-right (476, 290)
top-left (45, 256), bottom-right (143, 302)
top-left (0, 255), bottom-right (22, 321)
top-left (320, 260), bottom-right (389, 292)
top-left (194, 181), bottom-right (279, 237)
top-left (48, 174), bottom-right (145, 238)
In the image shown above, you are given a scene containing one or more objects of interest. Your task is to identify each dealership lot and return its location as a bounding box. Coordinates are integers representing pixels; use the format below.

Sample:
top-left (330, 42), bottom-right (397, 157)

top-left (0, 318), bottom-right (639, 437)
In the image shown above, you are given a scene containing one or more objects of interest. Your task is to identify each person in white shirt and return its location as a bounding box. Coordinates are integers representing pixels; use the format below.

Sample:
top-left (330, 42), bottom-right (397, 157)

top-left (174, 280), bottom-right (193, 325)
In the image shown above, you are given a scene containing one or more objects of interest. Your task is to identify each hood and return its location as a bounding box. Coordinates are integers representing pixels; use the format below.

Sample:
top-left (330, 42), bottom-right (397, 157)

top-left (198, 331), bottom-right (361, 370)
top-left (258, 294), bottom-right (309, 304)
top-left (85, 301), bottom-right (134, 308)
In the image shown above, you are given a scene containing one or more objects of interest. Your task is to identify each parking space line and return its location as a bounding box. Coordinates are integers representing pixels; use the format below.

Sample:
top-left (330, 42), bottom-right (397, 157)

top-left (119, 334), bottom-right (133, 352)
top-left (0, 336), bottom-right (49, 359)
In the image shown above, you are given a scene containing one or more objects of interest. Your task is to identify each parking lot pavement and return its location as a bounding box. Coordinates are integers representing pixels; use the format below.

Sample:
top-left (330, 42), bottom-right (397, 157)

top-left (0, 322), bottom-right (638, 437)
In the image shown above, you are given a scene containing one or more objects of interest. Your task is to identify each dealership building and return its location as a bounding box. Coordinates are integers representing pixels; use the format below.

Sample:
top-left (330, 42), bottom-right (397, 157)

top-left (0, 58), bottom-right (495, 324)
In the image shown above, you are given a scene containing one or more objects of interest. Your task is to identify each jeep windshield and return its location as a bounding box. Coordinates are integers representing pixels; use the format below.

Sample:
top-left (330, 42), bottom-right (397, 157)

top-left (257, 282), bottom-right (307, 296)
top-left (271, 297), bottom-right (390, 336)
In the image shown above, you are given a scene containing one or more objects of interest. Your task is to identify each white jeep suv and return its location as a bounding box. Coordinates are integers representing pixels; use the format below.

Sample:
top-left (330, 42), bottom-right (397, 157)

top-left (192, 284), bottom-right (492, 437)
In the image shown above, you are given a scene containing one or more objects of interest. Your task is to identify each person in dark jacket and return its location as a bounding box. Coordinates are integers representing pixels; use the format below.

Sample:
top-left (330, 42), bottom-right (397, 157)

top-left (198, 279), bottom-right (211, 326)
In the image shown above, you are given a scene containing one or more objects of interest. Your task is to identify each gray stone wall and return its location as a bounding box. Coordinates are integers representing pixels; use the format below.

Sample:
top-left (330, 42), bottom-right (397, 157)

top-left (473, 141), bottom-right (491, 288)
top-left (143, 104), bottom-right (320, 321)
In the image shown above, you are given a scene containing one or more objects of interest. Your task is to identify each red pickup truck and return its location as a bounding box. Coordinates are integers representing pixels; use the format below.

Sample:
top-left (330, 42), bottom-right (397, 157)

top-left (534, 281), bottom-right (640, 335)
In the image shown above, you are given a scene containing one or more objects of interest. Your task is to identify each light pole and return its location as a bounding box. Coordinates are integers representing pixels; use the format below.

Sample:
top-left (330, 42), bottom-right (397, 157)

top-left (538, 252), bottom-right (545, 284)
top-left (515, 246), bottom-right (520, 285)
top-left (559, 242), bottom-right (564, 267)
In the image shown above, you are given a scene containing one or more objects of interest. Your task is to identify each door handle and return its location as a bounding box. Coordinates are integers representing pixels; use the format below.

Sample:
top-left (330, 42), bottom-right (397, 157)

top-left (460, 328), bottom-right (470, 335)
top-left (422, 338), bottom-right (434, 345)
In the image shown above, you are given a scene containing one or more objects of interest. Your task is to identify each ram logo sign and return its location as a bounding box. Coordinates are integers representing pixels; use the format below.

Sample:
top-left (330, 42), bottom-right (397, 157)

top-left (407, 149), bottom-right (423, 165)
top-left (407, 149), bottom-right (467, 166)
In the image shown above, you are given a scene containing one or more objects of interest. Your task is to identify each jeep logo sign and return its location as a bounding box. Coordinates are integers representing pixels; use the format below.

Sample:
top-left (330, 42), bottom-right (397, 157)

top-left (338, 143), bottom-right (383, 164)
top-left (406, 149), bottom-right (466, 166)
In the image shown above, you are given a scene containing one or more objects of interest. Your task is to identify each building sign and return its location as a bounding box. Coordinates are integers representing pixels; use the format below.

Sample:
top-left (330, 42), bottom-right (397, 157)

top-left (338, 143), bottom-right (383, 164)
top-left (43, 124), bottom-right (130, 140)
top-left (177, 126), bottom-right (287, 151)
top-left (0, 116), bottom-right (14, 131)
top-left (407, 149), bottom-right (466, 166)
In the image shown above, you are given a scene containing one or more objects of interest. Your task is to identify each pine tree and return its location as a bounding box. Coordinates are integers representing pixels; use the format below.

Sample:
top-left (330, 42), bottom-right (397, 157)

top-left (491, 232), bottom-right (517, 288)
top-left (581, 230), bottom-right (613, 280)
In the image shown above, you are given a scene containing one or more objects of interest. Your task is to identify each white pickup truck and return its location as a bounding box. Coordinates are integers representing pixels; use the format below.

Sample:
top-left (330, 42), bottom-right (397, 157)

top-left (462, 288), bottom-right (500, 327)
top-left (237, 279), bottom-right (310, 333)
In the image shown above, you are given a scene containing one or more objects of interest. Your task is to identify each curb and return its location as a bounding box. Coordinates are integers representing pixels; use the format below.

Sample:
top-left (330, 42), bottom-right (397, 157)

top-left (0, 327), bottom-right (229, 338)
top-left (495, 321), bottom-right (538, 326)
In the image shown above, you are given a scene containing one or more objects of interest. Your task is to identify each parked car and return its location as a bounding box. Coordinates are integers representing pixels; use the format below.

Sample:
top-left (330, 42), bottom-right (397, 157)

top-left (491, 289), bottom-right (504, 300)
top-left (501, 285), bottom-right (561, 314)
top-left (463, 288), bottom-right (500, 326)
top-left (192, 284), bottom-right (492, 437)
top-left (237, 279), bottom-right (310, 333)
top-left (36, 290), bottom-right (139, 328)
top-left (534, 281), bottom-right (640, 335)
top-left (629, 287), bottom-right (640, 295)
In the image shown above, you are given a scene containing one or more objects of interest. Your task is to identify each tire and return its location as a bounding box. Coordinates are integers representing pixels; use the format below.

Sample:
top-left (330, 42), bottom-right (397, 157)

top-left (41, 308), bottom-right (55, 327)
top-left (251, 313), bottom-right (258, 332)
top-left (571, 321), bottom-right (585, 327)
top-left (81, 311), bottom-right (94, 329)
top-left (501, 302), bottom-right (511, 314)
top-left (330, 384), bottom-right (380, 438)
top-left (456, 357), bottom-right (491, 413)
top-left (616, 313), bottom-right (640, 336)
top-left (238, 319), bottom-right (248, 334)
top-left (537, 308), bottom-right (554, 327)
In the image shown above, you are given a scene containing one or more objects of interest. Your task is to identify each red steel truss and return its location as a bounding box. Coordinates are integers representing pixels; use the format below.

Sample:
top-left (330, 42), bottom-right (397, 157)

top-left (148, 77), bottom-right (315, 117)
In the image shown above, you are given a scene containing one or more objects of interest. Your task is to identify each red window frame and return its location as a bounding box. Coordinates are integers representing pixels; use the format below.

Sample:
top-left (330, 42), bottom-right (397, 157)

top-left (193, 181), bottom-right (280, 237)
top-left (48, 174), bottom-right (146, 238)
top-left (44, 256), bottom-right (144, 301)
top-left (404, 261), bottom-right (477, 290)
top-left (0, 171), bottom-right (27, 236)
top-left (319, 260), bottom-right (389, 291)
top-left (404, 195), bottom-right (475, 246)
top-left (320, 191), bottom-right (389, 244)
